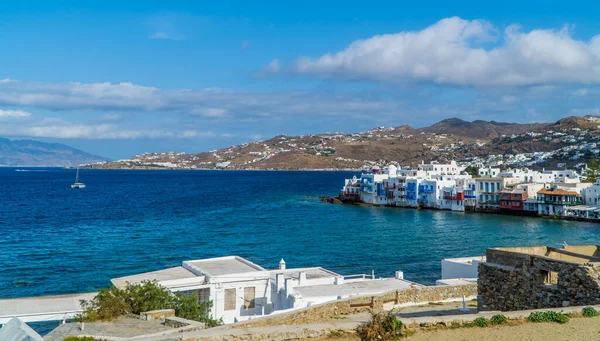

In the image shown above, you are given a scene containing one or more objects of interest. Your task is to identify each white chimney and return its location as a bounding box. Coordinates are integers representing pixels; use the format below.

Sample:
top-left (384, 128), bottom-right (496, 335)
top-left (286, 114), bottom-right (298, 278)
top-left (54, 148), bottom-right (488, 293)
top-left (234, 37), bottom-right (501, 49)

top-left (395, 271), bottom-right (404, 280)
top-left (279, 258), bottom-right (286, 270)
top-left (298, 271), bottom-right (307, 286)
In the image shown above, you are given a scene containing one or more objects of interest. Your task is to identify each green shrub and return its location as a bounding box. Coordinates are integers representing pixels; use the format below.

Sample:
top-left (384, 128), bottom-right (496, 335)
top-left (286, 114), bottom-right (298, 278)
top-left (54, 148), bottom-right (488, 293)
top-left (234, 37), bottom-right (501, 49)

top-left (473, 316), bottom-right (489, 327)
top-left (526, 311), bottom-right (569, 324)
top-left (79, 281), bottom-right (221, 327)
top-left (357, 312), bottom-right (405, 341)
top-left (490, 314), bottom-right (508, 325)
top-left (381, 313), bottom-right (402, 333)
top-left (582, 306), bottom-right (599, 317)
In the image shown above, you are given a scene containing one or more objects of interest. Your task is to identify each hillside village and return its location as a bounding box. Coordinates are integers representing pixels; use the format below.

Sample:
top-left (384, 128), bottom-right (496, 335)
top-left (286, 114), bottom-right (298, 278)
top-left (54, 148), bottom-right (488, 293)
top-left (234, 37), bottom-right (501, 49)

top-left (84, 115), bottom-right (600, 171)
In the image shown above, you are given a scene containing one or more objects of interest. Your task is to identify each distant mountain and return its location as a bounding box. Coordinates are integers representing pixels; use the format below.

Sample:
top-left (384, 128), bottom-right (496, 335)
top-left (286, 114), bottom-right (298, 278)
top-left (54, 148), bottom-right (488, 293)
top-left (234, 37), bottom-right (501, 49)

top-left (418, 118), bottom-right (550, 139)
top-left (85, 115), bottom-right (600, 170)
top-left (0, 138), bottom-right (109, 167)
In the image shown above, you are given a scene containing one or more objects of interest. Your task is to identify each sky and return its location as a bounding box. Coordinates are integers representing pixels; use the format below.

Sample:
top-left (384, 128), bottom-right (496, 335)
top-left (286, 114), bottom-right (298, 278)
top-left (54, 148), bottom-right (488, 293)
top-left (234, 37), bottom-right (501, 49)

top-left (1, 0), bottom-right (600, 159)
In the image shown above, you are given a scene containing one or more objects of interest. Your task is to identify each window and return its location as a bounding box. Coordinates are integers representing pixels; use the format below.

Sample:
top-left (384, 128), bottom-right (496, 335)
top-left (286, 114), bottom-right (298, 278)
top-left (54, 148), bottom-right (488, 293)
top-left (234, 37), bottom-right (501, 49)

top-left (180, 288), bottom-right (210, 305)
top-left (244, 287), bottom-right (256, 309)
top-left (224, 288), bottom-right (236, 311)
top-left (479, 182), bottom-right (483, 190)
top-left (197, 288), bottom-right (210, 304)
top-left (543, 271), bottom-right (559, 285)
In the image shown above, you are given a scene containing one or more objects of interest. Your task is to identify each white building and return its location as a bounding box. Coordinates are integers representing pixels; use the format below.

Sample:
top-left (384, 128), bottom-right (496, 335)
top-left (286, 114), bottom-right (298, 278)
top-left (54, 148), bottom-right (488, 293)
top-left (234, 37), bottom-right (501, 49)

top-left (111, 256), bottom-right (414, 324)
top-left (439, 256), bottom-right (486, 281)
top-left (584, 179), bottom-right (600, 206)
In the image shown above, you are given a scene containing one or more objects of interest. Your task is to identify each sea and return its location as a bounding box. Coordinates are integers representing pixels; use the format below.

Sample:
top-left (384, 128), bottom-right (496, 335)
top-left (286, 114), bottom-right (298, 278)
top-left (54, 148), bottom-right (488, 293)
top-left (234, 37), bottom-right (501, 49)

top-left (2, 168), bottom-right (600, 333)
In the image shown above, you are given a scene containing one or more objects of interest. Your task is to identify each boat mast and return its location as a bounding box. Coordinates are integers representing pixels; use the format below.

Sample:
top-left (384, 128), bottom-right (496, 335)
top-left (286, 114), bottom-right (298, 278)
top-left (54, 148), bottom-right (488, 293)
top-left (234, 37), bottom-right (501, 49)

top-left (75, 167), bottom-right (80, 183)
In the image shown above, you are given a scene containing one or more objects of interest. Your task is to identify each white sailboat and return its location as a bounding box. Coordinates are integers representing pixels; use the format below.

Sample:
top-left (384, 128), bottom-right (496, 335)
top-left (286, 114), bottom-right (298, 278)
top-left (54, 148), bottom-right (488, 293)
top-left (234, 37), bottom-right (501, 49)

top-left (71, 167), bottom-right (86, 188)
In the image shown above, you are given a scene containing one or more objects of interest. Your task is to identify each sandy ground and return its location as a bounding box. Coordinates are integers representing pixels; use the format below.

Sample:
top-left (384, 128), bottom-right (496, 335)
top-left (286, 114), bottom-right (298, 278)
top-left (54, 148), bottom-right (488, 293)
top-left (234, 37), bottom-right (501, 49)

top-left (300, 317), bottom-right (600, 341)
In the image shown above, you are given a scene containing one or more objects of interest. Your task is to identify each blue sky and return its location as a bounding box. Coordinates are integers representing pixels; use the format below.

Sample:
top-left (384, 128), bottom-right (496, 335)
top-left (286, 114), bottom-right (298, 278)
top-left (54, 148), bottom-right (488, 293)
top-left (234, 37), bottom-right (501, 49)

top-left (1, 0), bottom-right (600, 159)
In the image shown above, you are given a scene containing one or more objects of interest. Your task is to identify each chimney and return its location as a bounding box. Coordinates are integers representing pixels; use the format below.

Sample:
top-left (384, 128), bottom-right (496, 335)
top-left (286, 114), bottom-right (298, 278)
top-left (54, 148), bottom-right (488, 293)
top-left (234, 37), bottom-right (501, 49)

top-left (279, 258), bottom-right (286, 270)
top-left (298, 271), bottom-right (307, 286)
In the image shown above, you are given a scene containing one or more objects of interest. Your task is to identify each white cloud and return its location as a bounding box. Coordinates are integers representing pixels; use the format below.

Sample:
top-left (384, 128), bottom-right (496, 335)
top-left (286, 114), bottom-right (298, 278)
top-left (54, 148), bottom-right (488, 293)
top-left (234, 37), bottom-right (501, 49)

top-left (573, 88), bottom-right (589, 97)
top-left (102, 114), bottom-right (122, 121)
top-left (0, 123), bottom-right (218, 140)
top-left (0, 79), bottom-right (401, 119)
top-left (257, 59), bottom-right (281, 77)
top-left (191, 107), bottom-right (229, 117)
top-left (501, 95), bottom-right (517, 104)
top-left (240, 40), bottom-right (251, 50)
top-left (149, 32), bottom-right (184, 41)
top-left (0, 109), bottom-right (31, 118)
top-left (283, 17), bottom-right (600, 87)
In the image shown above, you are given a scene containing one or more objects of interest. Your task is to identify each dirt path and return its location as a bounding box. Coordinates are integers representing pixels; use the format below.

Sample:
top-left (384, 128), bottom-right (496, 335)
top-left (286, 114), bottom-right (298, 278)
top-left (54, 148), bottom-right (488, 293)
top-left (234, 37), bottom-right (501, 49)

top-left (300, 317), bottom-right (600, 341)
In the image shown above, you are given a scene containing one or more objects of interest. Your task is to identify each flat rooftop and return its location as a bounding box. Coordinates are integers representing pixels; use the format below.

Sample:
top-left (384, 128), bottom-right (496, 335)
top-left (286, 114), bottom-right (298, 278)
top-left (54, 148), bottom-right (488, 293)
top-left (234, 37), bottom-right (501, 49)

top-left (184, 256), bottom-right (266, 277)
top-left (111, 266), bottom-right (197, 288)
top-left (294, 278), bottom-right (417, 299)
top-left (0, 292), bottom-right (97, 324)
top-left (443, 256), bottom-right (486, 264)
top-left (269, 267), bottom-right (341, 281)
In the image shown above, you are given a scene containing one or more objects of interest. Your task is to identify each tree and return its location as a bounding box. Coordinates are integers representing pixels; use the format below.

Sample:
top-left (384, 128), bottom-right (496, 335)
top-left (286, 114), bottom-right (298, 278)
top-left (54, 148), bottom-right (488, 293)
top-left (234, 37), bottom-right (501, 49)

top-left (584, 156), bottom-right (600, 183)
top-left (78, 280), bottom-right (221, 327)
top-left (464, 165), bottom-right (479, 178)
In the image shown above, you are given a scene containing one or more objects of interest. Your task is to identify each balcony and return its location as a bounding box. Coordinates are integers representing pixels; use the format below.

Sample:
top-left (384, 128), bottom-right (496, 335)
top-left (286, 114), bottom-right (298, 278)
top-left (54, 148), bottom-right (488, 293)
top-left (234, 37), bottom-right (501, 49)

top-left (418, 185), bottom-right (435, 193)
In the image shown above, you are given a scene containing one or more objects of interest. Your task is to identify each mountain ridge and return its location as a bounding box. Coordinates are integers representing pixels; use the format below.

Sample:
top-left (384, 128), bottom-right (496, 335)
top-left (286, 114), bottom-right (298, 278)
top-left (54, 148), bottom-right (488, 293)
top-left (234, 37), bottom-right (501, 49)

top-left (0, 137), bottom-right (109, 167)
top-left (84, 115), bottom-right (599, 170)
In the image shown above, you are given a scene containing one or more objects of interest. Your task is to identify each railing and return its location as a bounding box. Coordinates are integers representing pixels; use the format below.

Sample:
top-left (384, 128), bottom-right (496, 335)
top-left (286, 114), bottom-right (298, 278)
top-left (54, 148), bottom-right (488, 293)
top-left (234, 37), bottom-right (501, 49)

top-left (344, 274), bottom-right (375, 280)
top-left (443, 195), bottom-right (458, 200)
top-left (464, 195), bottom-right (476, 199)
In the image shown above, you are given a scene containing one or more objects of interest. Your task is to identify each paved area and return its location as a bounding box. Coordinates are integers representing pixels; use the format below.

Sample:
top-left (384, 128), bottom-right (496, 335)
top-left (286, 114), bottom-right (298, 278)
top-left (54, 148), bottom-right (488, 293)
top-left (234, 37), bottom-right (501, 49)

top-left (44, 316), bottom-right (174, 341)
top-left (0, 293), bottom-right (96, 324)
top-left (39, 301), bottom-right (600, 341)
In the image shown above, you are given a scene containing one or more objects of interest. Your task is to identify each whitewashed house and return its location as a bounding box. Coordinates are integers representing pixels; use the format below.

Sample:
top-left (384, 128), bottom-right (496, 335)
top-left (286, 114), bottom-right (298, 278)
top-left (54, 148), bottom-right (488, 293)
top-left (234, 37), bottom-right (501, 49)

top-left (111, 256), bottom-right (414, 324)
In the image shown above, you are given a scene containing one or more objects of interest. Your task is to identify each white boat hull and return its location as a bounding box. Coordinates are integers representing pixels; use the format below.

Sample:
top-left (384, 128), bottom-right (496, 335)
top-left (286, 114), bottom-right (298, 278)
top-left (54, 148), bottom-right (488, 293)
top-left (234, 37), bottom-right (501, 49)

top-left (71, 183), bottom-right (86, 189)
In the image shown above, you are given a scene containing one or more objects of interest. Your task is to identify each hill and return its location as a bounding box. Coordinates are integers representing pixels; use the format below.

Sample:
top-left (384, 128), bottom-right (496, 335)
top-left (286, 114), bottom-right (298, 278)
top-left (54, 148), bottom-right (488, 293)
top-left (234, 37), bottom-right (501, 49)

top-left (0, 138), bottom-right (109, 167)
top-left (84, 115), bottom-right (600, 170)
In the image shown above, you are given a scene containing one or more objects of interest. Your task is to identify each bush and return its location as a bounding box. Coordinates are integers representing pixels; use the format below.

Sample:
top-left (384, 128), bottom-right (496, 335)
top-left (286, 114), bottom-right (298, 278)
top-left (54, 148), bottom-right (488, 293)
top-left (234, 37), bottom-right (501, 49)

top-left (357, 312), bottom-right (405, 341)
top-left (490, 314), bottom-right (508, 325)
top-left (526, 311), bottom-right (569, 324)
top-left (473, 316), bottom-right (489, 327)
top-left (582, 306), bottom-right (599, 318)
top-left (79, 281), bottom-right (221, 327)
top-left (381, 313), bottom-right (403, 333)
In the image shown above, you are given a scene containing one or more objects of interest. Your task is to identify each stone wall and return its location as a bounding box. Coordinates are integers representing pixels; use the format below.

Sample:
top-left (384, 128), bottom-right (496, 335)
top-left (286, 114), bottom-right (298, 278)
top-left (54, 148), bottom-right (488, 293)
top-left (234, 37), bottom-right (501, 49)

top-left (478, 252), bottom-right (600, 311)
top-left (165, 316), bottom-right (205, 329)
top-left (140, 309), bottom-right (175, 321)
top-left (232, 284), bottom-right (477, 328)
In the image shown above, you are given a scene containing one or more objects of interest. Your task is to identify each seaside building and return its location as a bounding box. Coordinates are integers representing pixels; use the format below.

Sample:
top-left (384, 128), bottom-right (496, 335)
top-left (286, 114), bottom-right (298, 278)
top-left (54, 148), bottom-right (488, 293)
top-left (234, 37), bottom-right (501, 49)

top-left (338, 160), bottom-right (600, 220)
top-left (111, 256), bottom-right (413, 324)
top-left (498, 189), bottom-right (527, 211)
top-left (584, 179), bottom-right (600, 206)
top-left (475, 177), bottom-right (519, 209)
top-left (535, 188), bottom-right (584, 216)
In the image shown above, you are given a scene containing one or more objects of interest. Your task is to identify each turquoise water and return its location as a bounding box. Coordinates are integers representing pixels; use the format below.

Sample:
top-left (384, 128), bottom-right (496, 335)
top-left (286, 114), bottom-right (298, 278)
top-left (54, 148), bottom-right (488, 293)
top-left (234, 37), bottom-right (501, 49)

top-left (2, 168), bottom-right (600, 301)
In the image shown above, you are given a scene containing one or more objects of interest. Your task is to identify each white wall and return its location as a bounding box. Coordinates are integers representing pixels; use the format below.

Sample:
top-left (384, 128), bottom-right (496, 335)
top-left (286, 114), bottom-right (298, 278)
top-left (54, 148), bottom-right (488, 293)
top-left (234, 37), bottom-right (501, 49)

top-left (441, 257), bottom-right (484, 279)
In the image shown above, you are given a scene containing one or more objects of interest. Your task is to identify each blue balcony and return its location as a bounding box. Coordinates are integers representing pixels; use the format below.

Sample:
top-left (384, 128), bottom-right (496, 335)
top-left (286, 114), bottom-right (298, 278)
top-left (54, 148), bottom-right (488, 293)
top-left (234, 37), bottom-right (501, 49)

top-left (418, 185), bottom-right (434, 193)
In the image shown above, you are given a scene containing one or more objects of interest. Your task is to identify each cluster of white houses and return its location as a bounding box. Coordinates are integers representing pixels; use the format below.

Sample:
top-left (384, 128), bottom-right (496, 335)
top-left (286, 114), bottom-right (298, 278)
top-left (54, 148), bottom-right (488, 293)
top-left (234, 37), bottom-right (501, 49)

top-left (341, 161), bottom-right (600, 220)
top-left (110, 256), bottom-right (418, 324)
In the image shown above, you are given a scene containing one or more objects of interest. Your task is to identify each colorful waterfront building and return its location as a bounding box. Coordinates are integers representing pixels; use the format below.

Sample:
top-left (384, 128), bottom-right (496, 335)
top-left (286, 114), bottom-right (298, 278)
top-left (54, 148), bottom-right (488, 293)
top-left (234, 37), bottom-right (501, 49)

top-left (498, 189), bottom-right (527, 211)
top-left (536, 188), bottom-right (584, 216)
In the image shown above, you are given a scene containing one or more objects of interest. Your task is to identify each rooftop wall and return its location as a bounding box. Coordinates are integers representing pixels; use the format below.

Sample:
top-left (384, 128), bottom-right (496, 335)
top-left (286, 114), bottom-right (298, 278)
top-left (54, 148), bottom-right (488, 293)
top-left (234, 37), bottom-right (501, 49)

top-left (231, 284), bottom-right (477, 328)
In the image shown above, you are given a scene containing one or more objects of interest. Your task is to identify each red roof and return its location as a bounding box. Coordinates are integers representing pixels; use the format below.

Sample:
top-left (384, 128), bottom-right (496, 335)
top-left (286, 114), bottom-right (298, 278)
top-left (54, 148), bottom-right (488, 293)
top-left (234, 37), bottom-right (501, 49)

top-left (537, 189), bottom-right (581, 197)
